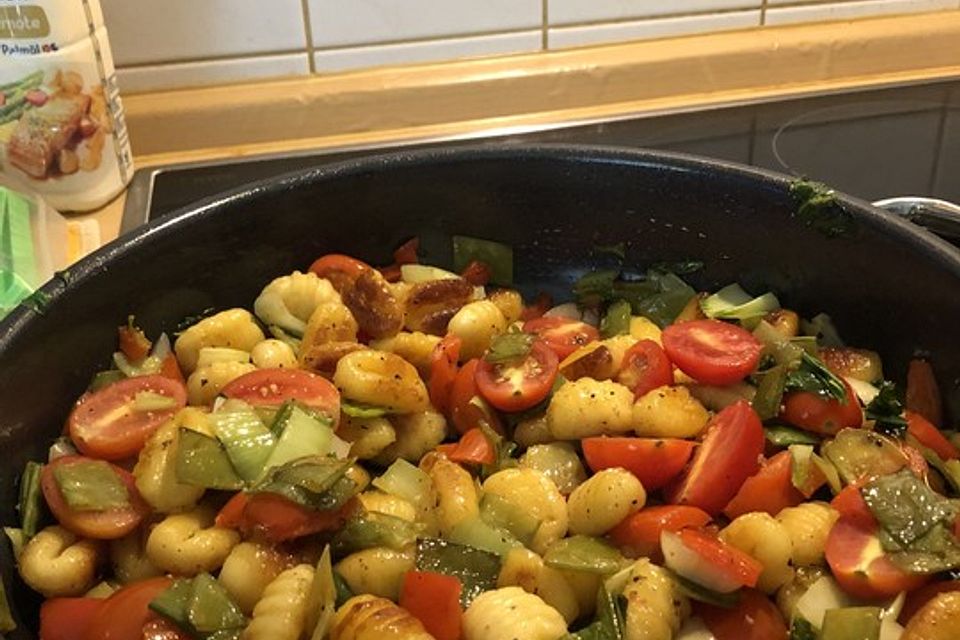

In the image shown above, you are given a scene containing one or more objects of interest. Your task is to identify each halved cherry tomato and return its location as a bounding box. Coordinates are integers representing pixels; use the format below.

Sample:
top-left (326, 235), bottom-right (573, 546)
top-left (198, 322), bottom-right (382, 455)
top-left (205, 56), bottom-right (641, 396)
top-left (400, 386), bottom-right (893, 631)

top-left (221, 368), bottom-right (340, 418)
top-left (697, 589), bottom-right (788, 640)
top-left (393, 237), bottom-right (420, 265)
top-left (899, 580), bottom-right (960, 625)
top-left (40, 597), bottom-right (103, 640)
top-left (117, 324), bottom-right (151, 362)
top-left (825, 517), bottom-right (929, 600)
top-left (666, 401), bottom-right (765, 515)
top-left (41, 455), bottom-right (149, 540)
top-left (608, 505), bottom-right (711, 558)
top-left (519, 292), bottom-right (553, 321)
top-left (661, 528), bottom-right (763, 593)
top-left (582, 437), bottom-right (695, 491)
top-left (216, 492), bottom-right (355, 542)
top-left (448, 359), bottom-right (504, 435)
top-left (906, 358), bottom-right (943, 427)
top-left (475, 341), bottom-right (559, 412)
top-left (830, 483), bottom-right (877, 529)
top-left (436, 428), bottom-right (495, 465)
top-left (617, 340), bottom-right (673, 398)
top-left (429, 335), bottom-right (462, 414)
top-left (460, 260), bottom-right (492, 287)
top-left (158, 353), bottom-right (185, 384)
top-left (83, 577), bottom-right (172, 640)
top-left (907, 410), bottom-right (959, 461)
top-left (661, 319), bottom-right (763, 385)
top-left (522, 317), bottom-right (600, 360)
top-left (308, 253), bottom-right (372, 292)
top-left (67, 374), bottom-right (186, 460)
top-left (722, 451), bottom-right (804, 519)
top-left (780, 380), bottom-right (862, 435)
top-left (400, 571), bottom-right (463, 640)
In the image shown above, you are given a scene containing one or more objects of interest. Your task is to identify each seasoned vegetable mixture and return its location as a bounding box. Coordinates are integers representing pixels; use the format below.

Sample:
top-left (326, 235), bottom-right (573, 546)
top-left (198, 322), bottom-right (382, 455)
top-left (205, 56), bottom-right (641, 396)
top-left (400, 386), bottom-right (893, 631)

top-left (5, 237), bottom-right (960, 640)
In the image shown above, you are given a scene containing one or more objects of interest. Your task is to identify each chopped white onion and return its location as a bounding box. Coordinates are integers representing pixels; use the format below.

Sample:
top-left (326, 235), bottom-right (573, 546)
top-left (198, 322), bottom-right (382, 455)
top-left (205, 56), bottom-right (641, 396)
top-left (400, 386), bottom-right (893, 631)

top-left (543, 302), bottom-right (581, 320)
top-left (846, 377), bottom-right (880, 405)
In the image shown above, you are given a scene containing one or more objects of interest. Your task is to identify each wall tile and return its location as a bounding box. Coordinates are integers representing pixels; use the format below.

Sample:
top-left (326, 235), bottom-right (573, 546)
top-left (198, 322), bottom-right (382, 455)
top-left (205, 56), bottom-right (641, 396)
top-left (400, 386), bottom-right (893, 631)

top-left (548, 0), bottom-right (760, 26)
top-left (765, 0), bottom-right (956, 25)
top-left (548, 11), bottom-right (760, 49)
top-left (101, 0), bottom-right (307, 66)
top-left (310, 0), bottom-right (542, 48)
top-left (314, 31), bottom-right (541, 73)
top-left (117, 54), bottom-right (310, 93)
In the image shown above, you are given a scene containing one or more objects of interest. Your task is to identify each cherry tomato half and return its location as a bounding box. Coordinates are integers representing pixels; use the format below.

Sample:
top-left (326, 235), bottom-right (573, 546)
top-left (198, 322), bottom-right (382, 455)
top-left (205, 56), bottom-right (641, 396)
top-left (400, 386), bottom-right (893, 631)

top-left (429, 335), bottom-right (462, 415)
top-left (67, 374), bottom-right (186, 461)
top-left (475, 341), bottom-right (559, 412)
top-left (609, 505), bottom-right (711, 558)
top-left (41, 455), bottom-right (149, 540)
top-left (661, 319), bottom-right (763, 385)
top-left (83, 577), bottom-right (172, 640)
top-left (825, 517), bottom-right (929, 600)
top-left (697, 589), bottom-right (788, 640)
top-left (666, 400), bottom-right (765, 515)
top-left (436, 428), bottom-right (495, 465)
top-left (448, 359), bottom-right (503, 435)
top-left (582, 437), bottom-right (694, 491)
top-left (617, 339), bottom-right (673, 398)
top-left (780, 380), bottom-right (862, 435)
top-left (722, 450), bottom-right (805, 520)
top-left (40, 597), bottom-right (103, 640)
top-left (661, 528), bottom-right (763, 593)
top-left (522, 317), bottom-right (600, 360)
top-left (216, 492), bottom-right (356, 542)
top-left (221, 368), bottom-right (340, 419)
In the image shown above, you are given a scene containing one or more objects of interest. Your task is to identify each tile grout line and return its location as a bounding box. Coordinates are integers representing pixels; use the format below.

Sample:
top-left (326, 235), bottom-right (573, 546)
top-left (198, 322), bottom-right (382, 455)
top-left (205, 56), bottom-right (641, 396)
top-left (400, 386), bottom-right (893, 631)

top-left (542, 0), bottom-right (549, 51)
top-left (761, 0), bottom-right (769, 25)
top-left (300, 0), bottom-right (317, 73)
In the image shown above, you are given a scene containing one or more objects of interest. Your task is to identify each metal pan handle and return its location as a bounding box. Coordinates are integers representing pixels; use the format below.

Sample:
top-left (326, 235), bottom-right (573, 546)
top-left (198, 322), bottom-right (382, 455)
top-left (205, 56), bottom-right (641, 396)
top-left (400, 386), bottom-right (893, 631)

top-left (872, 197), bottom-right (960, 244)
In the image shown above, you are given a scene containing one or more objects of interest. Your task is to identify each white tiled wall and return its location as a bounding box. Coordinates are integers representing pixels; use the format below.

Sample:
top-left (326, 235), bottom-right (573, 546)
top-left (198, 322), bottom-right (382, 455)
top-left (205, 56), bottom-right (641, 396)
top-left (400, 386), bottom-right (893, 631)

top-left (100, 0), bottom-right (960, 93)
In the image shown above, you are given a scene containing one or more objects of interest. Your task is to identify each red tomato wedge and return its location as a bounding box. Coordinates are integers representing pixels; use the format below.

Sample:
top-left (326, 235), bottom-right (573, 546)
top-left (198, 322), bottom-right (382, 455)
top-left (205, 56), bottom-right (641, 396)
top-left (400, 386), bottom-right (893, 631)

top-left (41, 455), bottom-right (149, 540)
top-left (697, 589), bottom-right (789, 640)
top-left (582, 437), bottom-right (694, 491)
top-left (308, 253), bottom-right (372, 292)
top-left (661, 319), bottom-right (763, 385)
top-left (475, 341), bottom-right (559, 412)
top-left (519, 292), bottom-right (553, 322)
top-left (906, 410), bottom-right (959, 461)
top-left (781, 380), bottom-right (862, 435)
top-left (666, 400), bottom-right (765, 515)
top-left (429, 335), bottom-right (462, 414)
top-left (661, 528), bottom-right (763, 593)
top-left (436, 428), bottom-right (495, 465)
top-left (449, 359), bottom-right (503, 435)
top-left (67, 374), bottom-right (186, 460)
top-left (400, 571), bottom-right (463, 640)
top-left (522, 317), bottom-right (600, 360)
top-left (117, 324), bottom-right (151, 362)
top-left (215, 492), bottom-right (355, 542)
top-left (460, 260), bottom-right (492, 286)
top-left (83, 577), bottom-right (172, 640)
top-left (609, 505), bottom-right (711, 558)
top-left (830, 483), bottom-right (877, 529)
top-left (825, 516), bottom-right (929, 600)
top-left (617, 340), bottom-right (673, 398)
top-left (40, 597), bottom-right (104, 640)
top-left (722, 450), bottom-right (804, 519)
top-left (221, 368), bottom-right (340, 417)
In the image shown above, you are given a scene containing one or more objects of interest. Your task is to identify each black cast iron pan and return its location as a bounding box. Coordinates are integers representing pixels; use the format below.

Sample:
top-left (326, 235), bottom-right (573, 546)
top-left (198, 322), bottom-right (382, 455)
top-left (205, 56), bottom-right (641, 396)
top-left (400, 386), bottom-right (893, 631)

top-left (1, 145), bottom-right (959, 636)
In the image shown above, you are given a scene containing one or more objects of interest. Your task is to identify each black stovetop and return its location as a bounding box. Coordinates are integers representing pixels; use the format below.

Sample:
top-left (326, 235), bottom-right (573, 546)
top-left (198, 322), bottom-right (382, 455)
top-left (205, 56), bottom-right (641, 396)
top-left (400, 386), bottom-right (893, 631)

top-left (121, 79), bottom-right (960, 233)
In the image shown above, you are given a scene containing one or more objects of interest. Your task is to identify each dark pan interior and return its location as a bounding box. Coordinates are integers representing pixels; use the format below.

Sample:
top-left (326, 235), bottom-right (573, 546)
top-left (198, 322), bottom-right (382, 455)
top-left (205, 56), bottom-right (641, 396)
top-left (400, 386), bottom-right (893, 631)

top-left (2, 145), bottom-right (959, 636)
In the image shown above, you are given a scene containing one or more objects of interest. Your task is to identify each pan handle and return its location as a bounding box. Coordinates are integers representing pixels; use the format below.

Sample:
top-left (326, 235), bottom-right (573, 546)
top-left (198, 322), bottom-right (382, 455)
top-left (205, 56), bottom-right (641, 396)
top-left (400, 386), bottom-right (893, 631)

top-left (872, 197), bottom-right (960, 244)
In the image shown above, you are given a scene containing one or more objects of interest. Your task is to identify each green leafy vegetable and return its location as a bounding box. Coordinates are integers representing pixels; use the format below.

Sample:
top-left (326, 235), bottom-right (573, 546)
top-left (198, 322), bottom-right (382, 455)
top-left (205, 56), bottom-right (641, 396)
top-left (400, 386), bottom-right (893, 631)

top-left (752, 364), bottom-right (788, 421)
top-left (764, 425), bottom-right (820, 447)
top-left (600, 300), bottom-right (631, 339)
top-left (789, 617), bottom-right (818, 640)
top-left (821, 429), bottom-right (906, 485)
top-left (452, 236), bottom-right (513, 286)
top-left (632, 271), bottom-right (696, 328)
top-left (543, 535), bottom-right (624, 575)
top-left (331, 512), bottom-right (423, 557)
top-left (149, 579), bottom-right (193, 631)
top-left (175, 428), bottom-right (244, 491)
top-left (18, 461), bottom-right (44, 538)
top-left (478, 421), bottom-right (518, 479)
top-left (790, 179), bottom-right (856, 238)
top-left (564, 585), bottom-right (627, 640)
top-left (150, 574), bottom-right (246, 638)
top-left (753, 321), bottom-right (806, 367)
top-left (53, 460), bottom-right (130, 511)
top-left (785, 352), bottom-right (847, 402)
top-left (250, 456), bottom-right (357, 512)
top-left (415, 538), bottom-right (501, 608)
top-left (594, 242), bottom-right (626, 260)
top-left (88, 369), bottom-right (125, 392)
top-left (864, 381), bottom-right (907, 437)
top-left (261, 403), bottom-right (336, 472)
top-left (700, 284), bottom-right (780, 321)
top-left (339, 399), bottom-right (390, 419)
top-left (573, 269), bottom-right (694, 327)
top-left (208, 410), bottom-right (276, 483)
top-left (485, 329), bottom-right (535, 365)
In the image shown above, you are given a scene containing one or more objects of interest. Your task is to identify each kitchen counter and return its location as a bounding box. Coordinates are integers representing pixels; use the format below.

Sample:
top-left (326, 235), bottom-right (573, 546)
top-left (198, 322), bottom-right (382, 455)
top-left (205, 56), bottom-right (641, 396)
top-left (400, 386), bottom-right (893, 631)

top-left (73, 10), bottom-right (960, 245)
